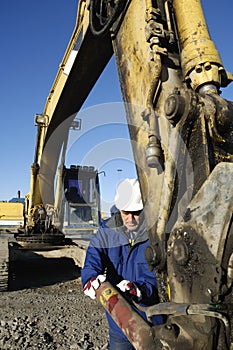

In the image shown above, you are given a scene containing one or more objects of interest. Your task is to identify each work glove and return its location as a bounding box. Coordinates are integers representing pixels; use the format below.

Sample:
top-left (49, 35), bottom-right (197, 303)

top-left (116, 280), bottom-right (142, 303)
top-left (83, 274), bottom-right (106, 300)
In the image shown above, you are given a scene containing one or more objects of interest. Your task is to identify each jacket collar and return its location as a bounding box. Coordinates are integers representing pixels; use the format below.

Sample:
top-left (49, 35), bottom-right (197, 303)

top-left (106, 212), bottom-right (148, 244)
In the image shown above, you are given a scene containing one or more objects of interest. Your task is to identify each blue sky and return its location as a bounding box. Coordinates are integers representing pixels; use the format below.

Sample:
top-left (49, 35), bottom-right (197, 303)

top-left (1, 1), bottom-right (233, 214)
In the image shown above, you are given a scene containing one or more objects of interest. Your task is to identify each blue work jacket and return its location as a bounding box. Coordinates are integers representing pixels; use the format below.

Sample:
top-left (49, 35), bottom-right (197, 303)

top-left (81, 213), bottom-right (163, 339)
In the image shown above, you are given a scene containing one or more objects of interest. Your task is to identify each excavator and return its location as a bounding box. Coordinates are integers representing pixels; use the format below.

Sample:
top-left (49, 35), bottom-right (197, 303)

top-left (0, 116), bottom-right (102, 291)
top-left (1, 0), bottom-right (233, 348)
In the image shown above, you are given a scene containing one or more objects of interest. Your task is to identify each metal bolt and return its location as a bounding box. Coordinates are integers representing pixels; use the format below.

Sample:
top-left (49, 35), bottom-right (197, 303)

top-left (164, 94), bottom-right (185, 124)
top-left (165, 95), bottom-right (177, 116)
top-left (165, 324), bottom-right (173, 330)
top-left (204, 62), bottom-right (211, 71)
top-left (195, 65), bottom-right (202, 73)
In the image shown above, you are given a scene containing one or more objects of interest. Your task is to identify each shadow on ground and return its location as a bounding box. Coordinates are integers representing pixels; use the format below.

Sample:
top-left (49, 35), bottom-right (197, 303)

top-left (9, 256), bottom-right (81, 291)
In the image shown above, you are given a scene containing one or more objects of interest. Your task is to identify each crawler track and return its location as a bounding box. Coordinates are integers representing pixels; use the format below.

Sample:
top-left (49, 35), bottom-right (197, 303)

top-left (16, 232), bottom-right (65, 248)
top-left (0, 236), bottom-right (9, 291)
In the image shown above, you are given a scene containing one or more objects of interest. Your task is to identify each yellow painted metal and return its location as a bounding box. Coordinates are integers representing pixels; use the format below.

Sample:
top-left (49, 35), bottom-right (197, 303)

top-left (0, 202), bottom-right (24, 221)
top-left (111, 0), bottom-right (184, 234)
top-left (27, 0), bottom-right (113, 226)
top-left (172, 0), bottom-right (224, 91)
top-left (32, 0), bottom-right (87, 175)
top-left (43, 0), bottom-right (88, 125)
top-left (112, 0), bottom-right (160, 227)
top-left (26, 1), bottom-right (88, 220)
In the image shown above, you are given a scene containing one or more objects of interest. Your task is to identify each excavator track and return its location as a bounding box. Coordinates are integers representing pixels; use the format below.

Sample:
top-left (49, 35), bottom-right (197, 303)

top-left (0, 235), bottom-right (9, 291)
top-left (16, 232), bottom-right (66, 249)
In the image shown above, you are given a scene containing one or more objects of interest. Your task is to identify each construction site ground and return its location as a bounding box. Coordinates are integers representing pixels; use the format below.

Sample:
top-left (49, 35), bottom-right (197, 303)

top-left (0, 234), bottom-right (109, 350)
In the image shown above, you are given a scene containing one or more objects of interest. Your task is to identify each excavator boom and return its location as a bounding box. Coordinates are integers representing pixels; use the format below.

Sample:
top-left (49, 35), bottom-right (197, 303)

top-left (80, 1), bottom-right (233, 348)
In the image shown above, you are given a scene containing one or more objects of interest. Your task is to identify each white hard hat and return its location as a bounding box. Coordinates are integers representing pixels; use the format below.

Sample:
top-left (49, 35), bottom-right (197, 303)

top-left (114, 178), bottom-right (143, 211)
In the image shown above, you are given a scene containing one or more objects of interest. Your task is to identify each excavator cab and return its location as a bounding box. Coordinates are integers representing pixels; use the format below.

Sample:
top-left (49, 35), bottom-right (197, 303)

top-left (62, 165), bottom-right (101, 236)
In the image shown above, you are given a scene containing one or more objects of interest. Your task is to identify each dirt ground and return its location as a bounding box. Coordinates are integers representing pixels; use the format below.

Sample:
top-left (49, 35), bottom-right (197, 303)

top-left (0, 257), bottom-right (109, 350)
top-left (1, 245), bottom-right (233, 350)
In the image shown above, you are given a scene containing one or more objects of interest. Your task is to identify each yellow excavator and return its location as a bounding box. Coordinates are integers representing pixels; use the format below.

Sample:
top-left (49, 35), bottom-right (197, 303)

top-left (1, 0), bottom-right (233, 348)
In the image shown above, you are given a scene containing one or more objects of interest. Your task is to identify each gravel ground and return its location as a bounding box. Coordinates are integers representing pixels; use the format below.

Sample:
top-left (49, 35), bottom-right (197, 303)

top-left (1, 250), bottom-right (232, 350)
top-left (0, 258), bottom-right (109, 350)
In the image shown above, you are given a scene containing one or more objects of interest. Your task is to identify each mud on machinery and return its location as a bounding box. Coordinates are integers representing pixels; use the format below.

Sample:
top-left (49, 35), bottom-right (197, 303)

top-left (1, 0), bottom-right (233, 348)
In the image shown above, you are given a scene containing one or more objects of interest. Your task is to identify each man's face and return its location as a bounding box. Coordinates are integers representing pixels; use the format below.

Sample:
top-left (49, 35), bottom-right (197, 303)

top-left (120, 210), bottom-right (143, 231)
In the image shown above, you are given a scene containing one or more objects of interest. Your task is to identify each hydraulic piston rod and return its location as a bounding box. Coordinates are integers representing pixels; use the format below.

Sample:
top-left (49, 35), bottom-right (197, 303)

top-left (172, 0), bottom-right (224, 91)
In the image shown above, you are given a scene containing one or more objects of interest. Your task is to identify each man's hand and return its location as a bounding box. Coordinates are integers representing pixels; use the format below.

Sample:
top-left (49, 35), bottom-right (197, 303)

top-left (116, 280), bottom-right (142, 302)
top-left (83, 274), bottom-right (106, 300)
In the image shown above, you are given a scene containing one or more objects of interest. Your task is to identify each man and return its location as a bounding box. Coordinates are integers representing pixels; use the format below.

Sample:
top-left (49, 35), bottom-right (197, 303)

top-left (81, 178), bottom-right (163, 350)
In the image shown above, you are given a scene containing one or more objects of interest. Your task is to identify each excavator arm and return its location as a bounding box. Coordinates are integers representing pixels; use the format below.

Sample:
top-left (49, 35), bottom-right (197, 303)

top-left (24, 1), bottom-right (113, 234)
top-left (22, 0), bottom-right (233, 348)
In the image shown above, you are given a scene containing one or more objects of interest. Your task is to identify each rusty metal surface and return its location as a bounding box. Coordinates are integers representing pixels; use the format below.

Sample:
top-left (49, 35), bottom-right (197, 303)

top-left (167, 162), bottom-right (233, 303)
top-left (96, 281), bottom-right (158, 350)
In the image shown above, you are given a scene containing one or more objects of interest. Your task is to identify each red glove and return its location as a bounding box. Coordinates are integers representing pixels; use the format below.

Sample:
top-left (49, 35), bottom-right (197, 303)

top-left (83, 274), bottom-right (106, 300)
top-left (116, 280), bottom-right (142, 302)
